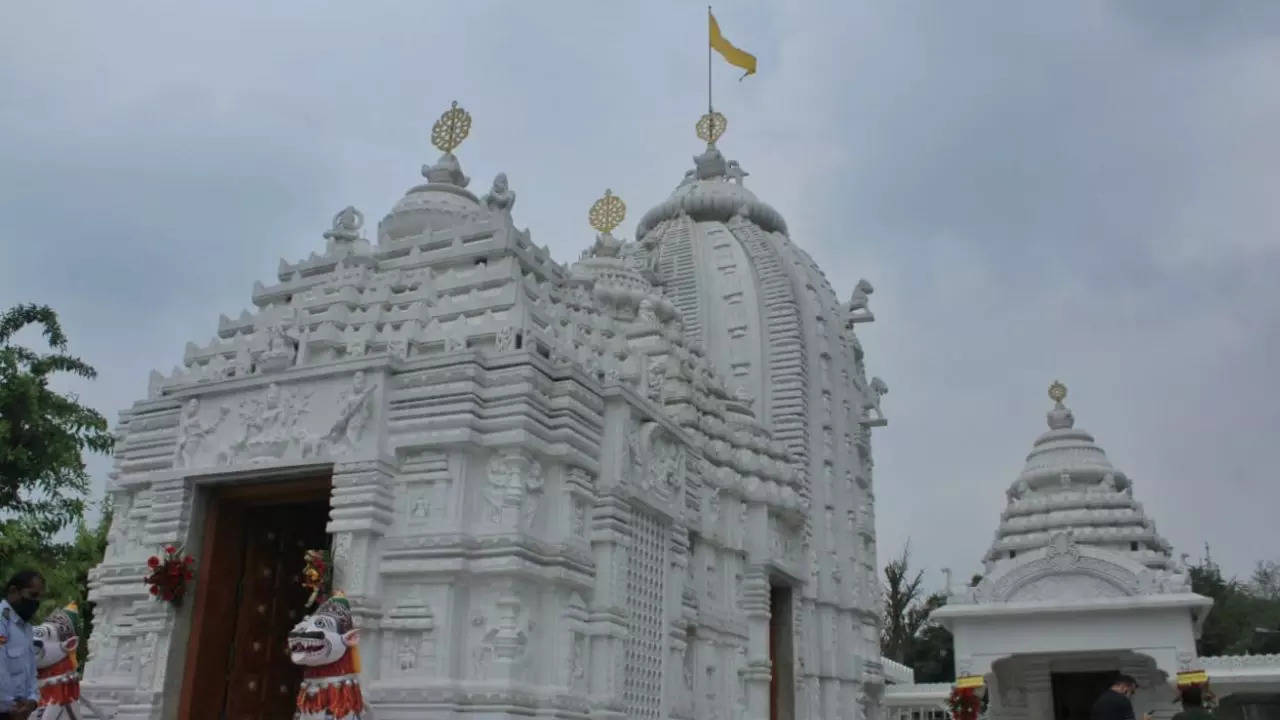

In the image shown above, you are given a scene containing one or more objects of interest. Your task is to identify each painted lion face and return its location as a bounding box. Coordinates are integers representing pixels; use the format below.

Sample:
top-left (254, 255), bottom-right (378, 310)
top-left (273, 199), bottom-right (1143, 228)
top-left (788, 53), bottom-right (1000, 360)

top-left (32, 618), bottom-right (77, 669)
top-left (288, 602), bottom-right (358, 667)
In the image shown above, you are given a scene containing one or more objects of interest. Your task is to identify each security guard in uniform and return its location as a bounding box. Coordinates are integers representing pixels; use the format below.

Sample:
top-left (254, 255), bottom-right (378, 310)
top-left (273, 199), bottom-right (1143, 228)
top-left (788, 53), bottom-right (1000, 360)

top-left (0, 570), bottom-right (43, 720)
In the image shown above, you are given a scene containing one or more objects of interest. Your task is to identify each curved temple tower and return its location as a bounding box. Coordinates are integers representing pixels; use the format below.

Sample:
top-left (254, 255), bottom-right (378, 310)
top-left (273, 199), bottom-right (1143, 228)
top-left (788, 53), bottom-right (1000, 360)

top-left (82, 104), bottom-right (887, 720)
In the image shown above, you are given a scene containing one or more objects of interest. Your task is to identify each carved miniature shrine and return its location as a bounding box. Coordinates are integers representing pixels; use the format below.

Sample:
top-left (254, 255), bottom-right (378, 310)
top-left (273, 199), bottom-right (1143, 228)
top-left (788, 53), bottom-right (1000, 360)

top-left (82, 103), bottom-right (889, 720)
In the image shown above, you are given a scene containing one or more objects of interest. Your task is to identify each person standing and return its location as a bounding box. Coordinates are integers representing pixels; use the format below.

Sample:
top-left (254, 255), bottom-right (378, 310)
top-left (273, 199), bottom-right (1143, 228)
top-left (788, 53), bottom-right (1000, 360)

top-left (0, 570), bottom-right (44, 720)
top-left (1091, 674), bottom-right (1153, 720)
top-left (1172, 686), bottom-right (1215, 719)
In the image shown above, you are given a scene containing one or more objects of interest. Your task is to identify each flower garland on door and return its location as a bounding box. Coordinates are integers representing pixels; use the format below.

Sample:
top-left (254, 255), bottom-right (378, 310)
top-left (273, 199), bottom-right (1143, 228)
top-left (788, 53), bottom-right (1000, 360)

top-left (144, 545), bottom-right (195, 605)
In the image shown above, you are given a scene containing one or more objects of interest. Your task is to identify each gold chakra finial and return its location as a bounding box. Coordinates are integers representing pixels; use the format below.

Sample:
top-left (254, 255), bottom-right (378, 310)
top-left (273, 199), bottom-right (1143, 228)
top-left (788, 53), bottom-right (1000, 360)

top-left (588, 189), bottom-right (626, 234)
top-left (431, 100), bottom-right (472, 154)
top-left (1048, 380), bottom-right (1067, 404)
top-left (696, 111), bottom-right (728, 144)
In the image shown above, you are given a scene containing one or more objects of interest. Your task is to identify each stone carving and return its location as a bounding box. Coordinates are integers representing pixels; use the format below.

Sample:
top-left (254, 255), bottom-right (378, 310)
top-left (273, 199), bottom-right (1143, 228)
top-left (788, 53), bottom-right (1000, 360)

top-left (572, 498), bottom-right (588, 537)
top-left (174, 398), bottom-right (227, 467)
top-left (219, 383), bottom-right (316, 465)
top-left (324, 206), bottom-right (364, 242)
top-left (258, 318), bottom-right (300, 373)
top-left (568, 633), bottom-right (587, 692)
top-left (494, 325), bottom-right (517, 352)
top-left (322, 371), bottom-right (377, 456)
top-left (482, 451), bottom-right (543, 529)
top-left (845, 278), bottom-right (874, 325)
top-left (398, 635), bottom-right (417, 671)
top-left (861, 377), bottom-right (888, 424)
top-left (645, 430), bottom-right (687, 500)
top-left (1045, 532), bottom-right (1081, 570)
top-left (646, 358), bottom-right (667, 402)
top-left (483, 172), bottom-right (516, 212)
top-left (725, 159), bottom-right (749, 184)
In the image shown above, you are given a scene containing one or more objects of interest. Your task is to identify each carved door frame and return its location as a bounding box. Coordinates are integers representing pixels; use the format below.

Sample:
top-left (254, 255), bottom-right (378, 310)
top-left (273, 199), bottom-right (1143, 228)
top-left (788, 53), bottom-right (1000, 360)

top-left (177, 473), bottom-right (333, 719)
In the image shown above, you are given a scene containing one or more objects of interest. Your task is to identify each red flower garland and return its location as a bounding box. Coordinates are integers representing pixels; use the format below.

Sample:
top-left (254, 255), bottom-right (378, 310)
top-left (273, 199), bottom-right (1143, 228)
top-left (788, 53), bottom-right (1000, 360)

top-left (145, 545), bottom-right (195, 606)
top-left (948, 686), bottom-right (981, 720)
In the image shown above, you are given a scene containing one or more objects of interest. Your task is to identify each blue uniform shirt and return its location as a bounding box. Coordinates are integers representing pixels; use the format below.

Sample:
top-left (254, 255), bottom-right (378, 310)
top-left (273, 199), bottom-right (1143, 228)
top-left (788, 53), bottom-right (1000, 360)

top-left (0, 599), bottom-right (38, 712)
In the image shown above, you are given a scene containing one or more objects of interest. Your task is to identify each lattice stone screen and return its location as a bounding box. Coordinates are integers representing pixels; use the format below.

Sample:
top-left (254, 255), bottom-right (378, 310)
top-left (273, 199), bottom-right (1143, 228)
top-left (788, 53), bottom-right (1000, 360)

top-left (624, 506), bottom-right (668, 719)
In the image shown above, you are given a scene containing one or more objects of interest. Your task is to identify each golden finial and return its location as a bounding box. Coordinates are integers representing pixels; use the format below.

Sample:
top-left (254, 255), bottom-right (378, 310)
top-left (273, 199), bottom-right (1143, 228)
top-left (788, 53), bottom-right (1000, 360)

top-left (588, 189), bottom-right (626, 234)
top-left (696, 111), bottom-right (728, 144)
top-left (431, 100), bottom-right (472, 154)
top-left (1048, 380), bottom-right (1067, 404)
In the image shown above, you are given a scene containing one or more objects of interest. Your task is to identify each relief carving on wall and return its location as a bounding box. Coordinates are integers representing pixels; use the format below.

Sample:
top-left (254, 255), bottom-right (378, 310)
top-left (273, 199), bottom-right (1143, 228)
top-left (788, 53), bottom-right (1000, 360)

top-left (321, 370), bottom-right (377, 457)
top-left (482, 451), bottom-right (543, 530)
top-left (174, 398), bottom-right (229, 468)
top-left (218, 382), bottom-right (315, 465)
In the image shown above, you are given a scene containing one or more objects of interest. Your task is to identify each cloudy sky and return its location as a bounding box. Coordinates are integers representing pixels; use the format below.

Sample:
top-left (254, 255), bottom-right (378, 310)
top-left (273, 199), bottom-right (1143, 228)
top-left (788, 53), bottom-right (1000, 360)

top-left (2, 1), bottom-right (1277, 585)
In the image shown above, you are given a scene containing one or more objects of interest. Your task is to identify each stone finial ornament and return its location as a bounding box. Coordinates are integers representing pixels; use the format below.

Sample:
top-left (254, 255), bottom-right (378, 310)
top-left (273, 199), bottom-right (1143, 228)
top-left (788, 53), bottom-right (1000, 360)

top-left (586, 189), bottom-right (626, 258)
top-left (1049, 380), bottom-right (1067, 404)
top-left (431, 100), bottom-right (472, 154)
top-left (422, 100), bottom-right (473, 187)
top-left (1047, 380), bottom-right (1075, 430)
top-left (696, 110), bottom-right (728, 145)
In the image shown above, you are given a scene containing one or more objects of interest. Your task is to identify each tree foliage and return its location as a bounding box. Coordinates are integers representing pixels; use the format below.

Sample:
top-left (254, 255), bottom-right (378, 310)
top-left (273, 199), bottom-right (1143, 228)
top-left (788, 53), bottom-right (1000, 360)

top-left (0, 303), bottom-right (114, 537)
top-left (0, 504), bottom-right (111, 663)
top-left (1190, 556), bottom-right (1280, 656)
top-left (882, 543), bottom-right (955, 683)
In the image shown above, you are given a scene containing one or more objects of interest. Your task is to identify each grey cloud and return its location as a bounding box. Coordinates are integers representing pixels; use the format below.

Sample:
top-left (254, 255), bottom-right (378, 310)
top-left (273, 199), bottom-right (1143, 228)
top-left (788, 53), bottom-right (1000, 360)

top-left (1, 1), bottom-right (1275, 580)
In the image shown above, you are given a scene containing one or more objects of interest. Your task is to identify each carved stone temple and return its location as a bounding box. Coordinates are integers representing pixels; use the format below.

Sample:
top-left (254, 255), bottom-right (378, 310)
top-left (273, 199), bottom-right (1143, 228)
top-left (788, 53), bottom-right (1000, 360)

top-left (82, 104), bottom-right (888, 720)
top-left (883, 383), bottom-right (1280, 719)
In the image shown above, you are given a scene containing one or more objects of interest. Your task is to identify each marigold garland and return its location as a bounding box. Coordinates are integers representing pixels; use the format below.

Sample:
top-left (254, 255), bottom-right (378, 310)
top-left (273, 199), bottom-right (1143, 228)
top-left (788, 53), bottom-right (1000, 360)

top-left (144, 545), bottom-right (195, 606)
top-left (301, 549), bottom-right (332, 608)
top-left (948, 686), bottom-right (982, 720)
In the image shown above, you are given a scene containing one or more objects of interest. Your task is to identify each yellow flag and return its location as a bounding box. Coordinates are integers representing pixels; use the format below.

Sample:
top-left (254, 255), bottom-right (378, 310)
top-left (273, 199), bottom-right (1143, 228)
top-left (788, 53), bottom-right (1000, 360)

top-left (709, 11), bottom-right (757, 79)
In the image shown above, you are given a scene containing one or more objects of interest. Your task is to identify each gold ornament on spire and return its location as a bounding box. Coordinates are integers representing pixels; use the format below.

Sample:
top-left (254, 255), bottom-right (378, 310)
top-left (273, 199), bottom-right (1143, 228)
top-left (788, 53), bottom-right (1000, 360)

top-left (1048, 380), bottom-right (1067, 404)
top-left (431, 100), bottom-right (472, 154)
top-left (696, 111), bottom-right (728, 144)
top-left (588, 189), bottom-right (626, 234)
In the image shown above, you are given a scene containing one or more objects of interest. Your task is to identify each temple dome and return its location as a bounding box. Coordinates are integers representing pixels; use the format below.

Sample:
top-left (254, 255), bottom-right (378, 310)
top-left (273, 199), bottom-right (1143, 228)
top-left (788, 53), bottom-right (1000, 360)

top-left (985, 382), bottom-right (1176, 571)
top-left (379, 152), bottom-right (483, 243)
top-left (636, 145), bottom-right (788, 237)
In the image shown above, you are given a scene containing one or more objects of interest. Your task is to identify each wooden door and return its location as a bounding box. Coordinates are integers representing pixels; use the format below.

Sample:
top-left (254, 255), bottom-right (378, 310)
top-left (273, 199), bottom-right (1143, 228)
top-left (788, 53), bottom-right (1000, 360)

top-left (221, 501), bottom-right (330, 720)
top-left (178, 478), bottom-right (332, 720)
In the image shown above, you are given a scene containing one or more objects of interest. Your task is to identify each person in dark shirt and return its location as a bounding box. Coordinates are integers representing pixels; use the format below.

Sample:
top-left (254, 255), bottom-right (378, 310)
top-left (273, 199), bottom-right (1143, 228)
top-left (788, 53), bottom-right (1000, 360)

top-left (1172, 685), bottom-right (1214, 719)
top-left (1091, 674), bottom-right (1152, 720)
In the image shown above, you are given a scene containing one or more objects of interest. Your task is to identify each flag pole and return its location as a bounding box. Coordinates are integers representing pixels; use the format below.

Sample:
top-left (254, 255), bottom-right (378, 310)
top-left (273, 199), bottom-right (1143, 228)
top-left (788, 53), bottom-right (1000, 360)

top-left (707, 5), bottom-right (713, 114)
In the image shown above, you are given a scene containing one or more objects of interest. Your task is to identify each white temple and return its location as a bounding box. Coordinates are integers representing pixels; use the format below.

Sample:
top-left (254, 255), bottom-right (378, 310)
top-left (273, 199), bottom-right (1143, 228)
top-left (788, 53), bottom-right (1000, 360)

top-left (81, 103), bottom-right (887, 720)
top-left (884, 383), bottom-right (1280, 720)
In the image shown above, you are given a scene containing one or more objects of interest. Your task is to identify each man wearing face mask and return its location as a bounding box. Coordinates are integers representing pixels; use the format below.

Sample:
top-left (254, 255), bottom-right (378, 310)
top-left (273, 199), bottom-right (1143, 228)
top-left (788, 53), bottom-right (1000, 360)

top-left (0, 570), bottom-right (44, 720)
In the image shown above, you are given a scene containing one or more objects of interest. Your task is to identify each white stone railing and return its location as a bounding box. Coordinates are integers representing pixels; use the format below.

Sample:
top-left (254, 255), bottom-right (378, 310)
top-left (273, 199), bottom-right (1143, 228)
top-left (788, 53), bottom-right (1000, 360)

top-left (1200, 653), bottom-right (1280, 669)
top-left (881, 656), bottom-right (917, 684)
top-left (883, 682), bottom-right (951, 720)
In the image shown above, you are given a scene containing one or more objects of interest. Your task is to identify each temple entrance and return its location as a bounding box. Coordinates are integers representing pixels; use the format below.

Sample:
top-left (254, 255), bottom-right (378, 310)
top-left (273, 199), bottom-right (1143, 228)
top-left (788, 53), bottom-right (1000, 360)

top-left (179, 476), bottom-right (332, 720)
top-left (770, 584), bottom-right (795, 720)
top-left (1051, 671), bottom-right (1117, 720)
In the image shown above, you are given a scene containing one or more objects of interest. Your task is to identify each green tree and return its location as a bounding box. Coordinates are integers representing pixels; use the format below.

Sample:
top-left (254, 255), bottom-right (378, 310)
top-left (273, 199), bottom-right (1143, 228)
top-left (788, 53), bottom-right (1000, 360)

top-left (0, 503), bottom-right (111, 663)
top-left (1189, 556), bottom-right (1280, 656)
top-left (0, 303), bottom-right (114, 537)
top-left (882, 543), bottom-right (953, 682)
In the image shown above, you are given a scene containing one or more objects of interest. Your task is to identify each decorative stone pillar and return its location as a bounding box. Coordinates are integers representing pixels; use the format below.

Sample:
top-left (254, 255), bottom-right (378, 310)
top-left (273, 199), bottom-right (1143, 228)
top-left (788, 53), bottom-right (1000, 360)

top-left (740, 567), bottom-right (772, 720)
top-left (327, 458), bottom-right (397, 682)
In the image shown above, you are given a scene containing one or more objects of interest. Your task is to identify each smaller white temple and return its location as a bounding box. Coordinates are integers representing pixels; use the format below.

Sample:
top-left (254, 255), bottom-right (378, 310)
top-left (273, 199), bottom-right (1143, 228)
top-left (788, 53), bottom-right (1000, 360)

top-left (934, 381), bottom-right (1213, 719)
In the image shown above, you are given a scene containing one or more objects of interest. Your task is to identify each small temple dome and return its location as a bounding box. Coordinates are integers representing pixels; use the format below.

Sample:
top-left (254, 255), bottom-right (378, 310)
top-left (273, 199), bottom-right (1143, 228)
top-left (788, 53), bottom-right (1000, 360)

top-left (985, 382), bottom-right (1176, 571)
top-left (379, 172), bottom-right (482, 243)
